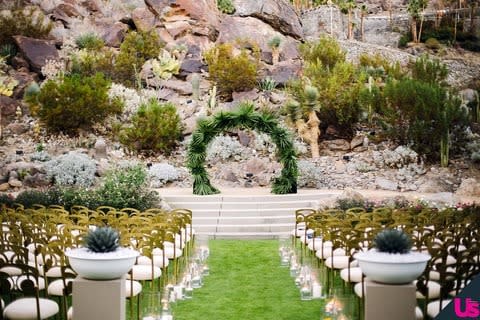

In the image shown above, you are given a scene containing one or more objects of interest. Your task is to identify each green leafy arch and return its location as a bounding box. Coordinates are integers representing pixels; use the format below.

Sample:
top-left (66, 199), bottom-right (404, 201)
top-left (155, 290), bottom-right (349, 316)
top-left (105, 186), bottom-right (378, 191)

top-left (187, 103), bottom-right (298, 195)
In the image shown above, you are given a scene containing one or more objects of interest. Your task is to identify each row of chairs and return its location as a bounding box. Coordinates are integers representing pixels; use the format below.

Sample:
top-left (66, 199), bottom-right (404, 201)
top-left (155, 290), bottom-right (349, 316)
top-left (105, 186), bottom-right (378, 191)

top-left (293, 205), bottom-right (480, 320)
top-left (0, 204), bottom-right (194, 320)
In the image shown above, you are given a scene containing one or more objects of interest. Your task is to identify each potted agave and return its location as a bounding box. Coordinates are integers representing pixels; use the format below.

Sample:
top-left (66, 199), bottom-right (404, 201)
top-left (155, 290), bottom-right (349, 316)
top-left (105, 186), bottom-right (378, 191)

top-left (355, 229), bottom-right (431, 284)
top-left (65, 227), bottom-right (139, 280)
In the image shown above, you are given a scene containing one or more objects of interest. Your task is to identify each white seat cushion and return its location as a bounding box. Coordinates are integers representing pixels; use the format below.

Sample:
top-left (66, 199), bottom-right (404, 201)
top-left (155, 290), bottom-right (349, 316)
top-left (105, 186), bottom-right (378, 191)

top-left (354, 282), bottom-right (364, 298)
top-left (47, 278), bottom-right (73, 296)
top-left (163, 242), bottom-right (182, 259)
top-left (125, 280), bottom-right (142, 297)
top-left (427, 299), bottom-right (452, 318)
top-left (128, 265), bottom-right (161, 281)
top-left (137, 255), bottom-right (169, 269)
top-left (415, 280), bottom-right (441, 299)
top-left (340, 267), bottom-right (363, 283)
top-left (415, 306), bottom-right (423, 320)
top-left (4, 297), bottom-right (59, 319)
top-left (325, 255), bottom-right (350, 269)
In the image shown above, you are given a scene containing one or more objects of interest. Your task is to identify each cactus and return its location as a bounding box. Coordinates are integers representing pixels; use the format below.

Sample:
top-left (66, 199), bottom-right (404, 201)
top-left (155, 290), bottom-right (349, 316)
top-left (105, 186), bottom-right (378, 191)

top-left (0, 76), bottom-right (18, 97)
top-left (84, 227), bottom-right (120, 253)
top-left (374, 229), bottom-right (412, 254)
top-left (207, 85), bottom-right (217, 116)
top-left (151, 49), bottom-right (180, 80)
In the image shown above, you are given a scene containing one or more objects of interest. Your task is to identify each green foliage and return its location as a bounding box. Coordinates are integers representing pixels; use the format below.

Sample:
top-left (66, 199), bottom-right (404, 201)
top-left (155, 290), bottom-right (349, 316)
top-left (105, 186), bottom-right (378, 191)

top-left (151, 49), bottom-right (180, 80)
top-left (75, 33), bottom-right (104, 50)
top-left (380, 77), bottom-right (468, 162)
top-left (0, 43), bottom-right (17, 63)
top-left (0, 193), bottom-right (14, 207)
top-left (84, 227), bottom-right (120, 253)
top-left (0, 74), bottom-right (18, 96)
top-left (0, 7), bottom-right (53, 46)
top-left (115, 30), bottom-right (162, 87)
top-left (13, 189), bottom-right (53, 208)
top-left (95, 164), bottom-right (160, 210)
top-left (217, 0), bottom-right (235, 14)
top-left (258, 77), bottom-right (277, 92)
top-left (70, 48), bottom-right (116, 78)
top-left (293, 36), bottom-right (365, 136)
top-left (26, 73), bottom-right (123, 135)
top-left (204, 43), bottom-right (259, 99)
top-left (398, 33), bottom-right (411, 48)
top-left (358, 53), bottom-right (405, 81)
top-left (268, 36), bottom-right (282, 49)
top-left (187, 102), bottom-right (297, 195)
top-left (120, 100), bottom-right (182, 155)
top-left (425, 37), bottom-right (441, 50)
top-left (410, 54), bottom-right (448, 86)
top-left (299, 36), bottom-right (346, 71)
top-left (336, 198), bottom-right (366, 211)
top-left (374, 229), bottom-right (412, 254)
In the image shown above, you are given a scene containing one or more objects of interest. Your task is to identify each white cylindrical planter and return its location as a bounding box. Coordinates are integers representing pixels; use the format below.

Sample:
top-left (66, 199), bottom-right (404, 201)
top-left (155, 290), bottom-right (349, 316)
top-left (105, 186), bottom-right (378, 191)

top-left (72, 275), bottom-right (126, 320)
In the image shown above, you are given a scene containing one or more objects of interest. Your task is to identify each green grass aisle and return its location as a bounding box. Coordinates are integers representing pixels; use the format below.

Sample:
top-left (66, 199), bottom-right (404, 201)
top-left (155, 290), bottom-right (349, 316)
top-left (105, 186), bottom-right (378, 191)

top-left (172, 240), bottom-right (325, 320)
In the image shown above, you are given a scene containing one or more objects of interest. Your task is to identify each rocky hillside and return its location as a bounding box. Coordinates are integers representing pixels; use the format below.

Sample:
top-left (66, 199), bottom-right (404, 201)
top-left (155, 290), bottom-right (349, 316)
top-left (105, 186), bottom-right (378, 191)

top-left (0, 0), bottom-right (479, 200)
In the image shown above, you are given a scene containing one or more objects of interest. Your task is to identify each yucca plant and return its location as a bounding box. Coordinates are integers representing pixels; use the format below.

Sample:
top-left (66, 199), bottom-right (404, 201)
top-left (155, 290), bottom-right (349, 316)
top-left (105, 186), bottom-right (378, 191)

top-left (373, 229), bottom-right (412, 254)
top-left (84, 227), bottom-right (120, 253)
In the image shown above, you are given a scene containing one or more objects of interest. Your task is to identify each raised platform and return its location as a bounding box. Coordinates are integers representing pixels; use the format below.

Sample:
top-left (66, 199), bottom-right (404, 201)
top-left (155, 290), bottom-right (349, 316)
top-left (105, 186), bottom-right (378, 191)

top-left (159, 188), bottom-right (463, 239)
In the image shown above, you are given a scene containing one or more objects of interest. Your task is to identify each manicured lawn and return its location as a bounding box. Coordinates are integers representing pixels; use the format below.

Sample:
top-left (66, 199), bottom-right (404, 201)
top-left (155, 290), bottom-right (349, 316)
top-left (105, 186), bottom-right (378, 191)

top-left (172, 240), bottom-right (326, 320)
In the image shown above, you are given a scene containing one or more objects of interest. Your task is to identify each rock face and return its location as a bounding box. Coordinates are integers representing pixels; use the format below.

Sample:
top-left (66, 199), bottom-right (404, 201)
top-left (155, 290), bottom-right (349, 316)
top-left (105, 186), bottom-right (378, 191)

top-left (13, 36), bottom-right (59, 74)
top-left (217, 16), bottom-right (300, 62)
top-left (232, 0), bottom-right (304, 40)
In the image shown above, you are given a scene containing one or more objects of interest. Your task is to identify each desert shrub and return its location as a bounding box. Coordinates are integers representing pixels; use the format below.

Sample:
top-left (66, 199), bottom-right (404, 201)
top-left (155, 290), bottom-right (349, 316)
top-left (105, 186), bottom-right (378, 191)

top-left (120, 100), bottom-right (182, 155)
top-left (0, 193), bottom-right (14, 207)
top-left (114, 30), bottom-right (162, 87)
top-left (75, 33), bottom-right (104, 50)
top-left (70, 48), bottom-right (116, 78)
top-left (336, 198), bottom-right (366, 211)
top-left (96, 164), bottom-right (159, 210)
top-left (14, 189), bottom-right (53, 208)
top-left (27, 73), bottom-right (123, 134)
top-left (299, 36), bottom-right (346, 71)
top-left (358, 53), bottom-right (405, 80)
top-left (45, 152), bottom-right (97, 187)
top-left (204, 43), bottom-right (259, 99)
top-left (148, 163), bottom-right (180, 188)
top-left (217, 0), bottom-right (235, 14)
top-left (410, 54), bottom-right (448, 86)
top-left (0, 7), bottom-right (52, 46)
top-left (206, 135), bottom-right (245, 162)
top-left (297, 160), bottom-right (322, 188)
top-left (380, 78), bottom-right (469, 161)
top-left (398, 34), bottom-right (411, 48)
top-left (292, 36), bottom-right (366, 137)
top-left (425, 37), bottom-right (441, 50)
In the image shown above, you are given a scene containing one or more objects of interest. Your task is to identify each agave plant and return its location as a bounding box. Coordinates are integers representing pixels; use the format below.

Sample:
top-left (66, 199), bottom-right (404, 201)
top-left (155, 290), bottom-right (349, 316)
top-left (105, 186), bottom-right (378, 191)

top-left (373, 229), bottom-right (412, 254)
top-left (84, 227), bottom-right (120, 253)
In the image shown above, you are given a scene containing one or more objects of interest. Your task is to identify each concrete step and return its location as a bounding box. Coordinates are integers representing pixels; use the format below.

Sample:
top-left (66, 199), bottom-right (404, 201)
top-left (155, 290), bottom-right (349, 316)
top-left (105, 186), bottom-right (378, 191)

top-left (167, 200), bottom-right (316, 210)
top-left (190, 208), bottom-right (312, 218)
top-left (161, 188), bottom-right (334, 239)
top-left (196, 231), bottom-right (292, 240)
top-left (193, 215), bottom-right (294, 225)
top-left (195, 223), bottom-right (294, 233)
top-left (162, 192), bottom-right (339, 204)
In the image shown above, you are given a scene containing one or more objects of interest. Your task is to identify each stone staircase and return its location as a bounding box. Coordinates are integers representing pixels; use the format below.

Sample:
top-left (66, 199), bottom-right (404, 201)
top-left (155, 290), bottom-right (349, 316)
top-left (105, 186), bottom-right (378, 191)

top-left (161, 189), bottom-right (341, 239)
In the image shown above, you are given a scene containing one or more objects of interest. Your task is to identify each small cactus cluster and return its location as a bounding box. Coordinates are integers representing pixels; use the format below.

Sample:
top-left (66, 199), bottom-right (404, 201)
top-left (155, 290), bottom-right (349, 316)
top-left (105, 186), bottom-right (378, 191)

top-left (374, 229), bottom-right (412, 254)
top-left (84, 227), bottom-right (120, 253)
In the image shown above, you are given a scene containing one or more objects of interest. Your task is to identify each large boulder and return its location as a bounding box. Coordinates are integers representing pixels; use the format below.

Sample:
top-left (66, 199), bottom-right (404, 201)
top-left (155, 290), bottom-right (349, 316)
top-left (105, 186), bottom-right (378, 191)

top-left (163, 0), bottom-right (220, 41)
top-left (232, 0), bottom-right (303, 40)
top-left (217, 16), bottom-right (300, 61)
top-left (13, 36), bottom-right (59, 74)
top-left (0, 96), bottom-right (19, 126)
